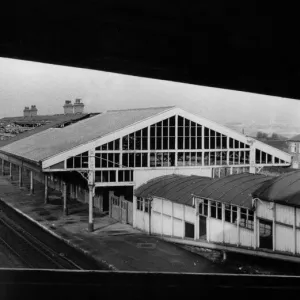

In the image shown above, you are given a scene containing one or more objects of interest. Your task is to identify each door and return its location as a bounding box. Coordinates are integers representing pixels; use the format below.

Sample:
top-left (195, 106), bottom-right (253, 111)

top-left (121, 199), bottom-right (128, 224)
top-left (259, 219), bottom-right (273, 250)
top-left (127, 201), bottom-right (133, 225)
top-left (199, 215), bottom-right (207, 240)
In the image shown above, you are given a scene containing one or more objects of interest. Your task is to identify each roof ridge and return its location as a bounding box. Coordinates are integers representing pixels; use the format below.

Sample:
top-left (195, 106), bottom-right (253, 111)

top-left (107, 106), bottom-right (176, 113)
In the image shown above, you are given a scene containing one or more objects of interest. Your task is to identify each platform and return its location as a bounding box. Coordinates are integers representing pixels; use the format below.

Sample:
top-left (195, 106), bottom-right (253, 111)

top-left (0, 175), bottom-right (228, 273)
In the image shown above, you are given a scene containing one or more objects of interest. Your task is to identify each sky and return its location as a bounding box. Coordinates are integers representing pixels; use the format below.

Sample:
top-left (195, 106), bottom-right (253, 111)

top-left (0, 57), bottom-right (300, 135)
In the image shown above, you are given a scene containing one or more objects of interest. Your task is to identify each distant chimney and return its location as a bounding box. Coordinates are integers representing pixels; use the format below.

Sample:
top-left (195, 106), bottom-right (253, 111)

top-left (23, 106), bottom-right (30, 117)
top-left (30, 105), bottom-right (38, 117)
top-left (63, 100), bottom-right (73, 114)
top-left (73, 98), bottom-right (84, 114)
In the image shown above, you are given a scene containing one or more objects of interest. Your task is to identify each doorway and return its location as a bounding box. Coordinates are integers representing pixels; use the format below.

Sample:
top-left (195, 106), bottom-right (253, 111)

top-left (199, 215), bottom-right (207, 240)
top-left (259, 219), bottom-right (273, 250)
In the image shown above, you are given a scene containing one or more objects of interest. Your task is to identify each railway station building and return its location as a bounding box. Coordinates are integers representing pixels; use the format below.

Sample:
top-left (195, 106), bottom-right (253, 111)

top-left (0, 106), bottom-right (292, 232)
top-left (134, 171), bottom-right (300, 263)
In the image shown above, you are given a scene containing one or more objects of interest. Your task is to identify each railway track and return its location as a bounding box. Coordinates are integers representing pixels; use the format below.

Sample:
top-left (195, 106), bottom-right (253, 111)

top-left (0, 210), bottom-right (82, 270)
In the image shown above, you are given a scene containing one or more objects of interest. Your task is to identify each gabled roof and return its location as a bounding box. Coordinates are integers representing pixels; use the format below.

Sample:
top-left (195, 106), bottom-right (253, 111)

top-left (252, 170), bottom-right (300, 207)
top-left (134, 174), bottom-right (212, 207)
top-left (194, 173), bottom-right (273, 209)
top-left (0, 106), bottom-right (175, 163)
top-left (289, 134), bottom-right (300, 142)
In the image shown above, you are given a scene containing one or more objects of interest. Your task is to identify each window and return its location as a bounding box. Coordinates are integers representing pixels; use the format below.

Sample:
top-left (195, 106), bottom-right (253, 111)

top-left (185, 222), bottom-right (195, 238)
top-left (240, 208), bottom-right (254, 230)
top-left (211, 201), bottom-right (222, 220)
top-left (144, 199), bottom-right (149, 213)
top-left (198, 199), bottom-right (208, 216)
top-left (225, 205), bottom-right (237, 224)
top-left (137, 197), bottom-right (143, 211)
top-left (210, 201), bottom-right (216, 218)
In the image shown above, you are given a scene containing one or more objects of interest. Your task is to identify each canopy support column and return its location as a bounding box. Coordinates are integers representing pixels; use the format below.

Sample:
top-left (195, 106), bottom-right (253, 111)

top-left (88, 184), bottom-right (94, 232)
top-left (30, 170), bottom-right (34, 195)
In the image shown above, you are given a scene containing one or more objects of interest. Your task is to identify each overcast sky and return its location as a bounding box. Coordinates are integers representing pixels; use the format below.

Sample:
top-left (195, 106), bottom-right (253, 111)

top-left (0, 57), bottom-right (300, 129)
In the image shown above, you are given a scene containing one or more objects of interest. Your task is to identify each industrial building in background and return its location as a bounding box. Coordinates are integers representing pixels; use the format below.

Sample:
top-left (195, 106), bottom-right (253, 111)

top-left (287, 135), bottom-right (300, 168)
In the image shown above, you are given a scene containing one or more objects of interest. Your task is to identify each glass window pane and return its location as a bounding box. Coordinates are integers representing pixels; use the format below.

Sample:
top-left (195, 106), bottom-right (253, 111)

top-left (102, 153), bottom-right (107, 168)
top-left (178, 137), bottom-right (184, 149)
top-left (142, 137), bottom-right (148, 150)
top-left (197, 152), bottom-right (202, 166)
top-left (178, 152), bottom-right (184, 166)
top-left (108, 141), bottom-right (114, 150)
top-left (163, 137), bottom-right (168, 150)
top-left (108, 153), bottom-right (114, 168)
top-left (235, 140), bottom-right (239, 148)
top-left (67, 157), bottom-right (73, 168)
top-left (169, 116), bottom-right (175, 126)
top-left (129, 133), bottom-right (135, 150)
top-left (114, 154), bottom-right (120, 168)
top-left (122, 136), bottom-right (128, 150)
top-left (178, 116), bottom-right (184, 126)
top-left (142, 153), bottom-right (148, 167)
top-left (150, 137), bottom-right (155, 150)
top-left (197, 137), bottom-right (202, 149)
top-left (135, 154), bottom-right (141, 167)
top-left (185, 152), bottom-right (190, 166)
top-left (150, 153), bottom-right (155, 167)
top-left (129, 153), bottom-right (134, 167)
top-left (156, 137), bottom-right (162, 150)
top-left (114, 139), bottom-right (120, 150)
top-left (169, 137), bottom-right (175, 149)
top-left (204, 137), bottom-right (209, 149)
top-left (163, 153), bottom-right (169, 166)
top-left (156, 153), bottom-right (162, 167)
top-left (169, 153), bottom-right (175, 166)
top-left (204, 152), bottom-right (209, 166)
top-left (122, 153), bottom-right (128, 167)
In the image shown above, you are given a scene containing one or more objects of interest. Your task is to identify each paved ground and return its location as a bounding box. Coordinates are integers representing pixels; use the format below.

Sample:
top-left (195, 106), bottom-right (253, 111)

top-left (0, 175), bottom-right (230, 273)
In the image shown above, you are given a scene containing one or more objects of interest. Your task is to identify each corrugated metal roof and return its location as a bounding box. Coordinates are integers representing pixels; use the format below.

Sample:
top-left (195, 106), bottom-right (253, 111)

top-left (134, 174), bottom-right (213, 207)
top-left (196, 173), bottom-right (273, 208)
top-left (0, 106), bottom-right (174, 163)
top-left (252, 170), bottom-right (300, 207)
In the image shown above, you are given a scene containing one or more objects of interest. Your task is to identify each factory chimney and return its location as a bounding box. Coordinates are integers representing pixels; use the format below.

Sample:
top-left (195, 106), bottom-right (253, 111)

top-left (63, 100), bottom-right (73, 114)
top-left (73, 98), bottom-right (84, 114)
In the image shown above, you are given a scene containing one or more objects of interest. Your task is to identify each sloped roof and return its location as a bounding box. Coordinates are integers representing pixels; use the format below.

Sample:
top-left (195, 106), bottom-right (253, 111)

top-left (289, 134), bottom-right (300, 142)
top-left (193, 173), bottom-right (273, 209)
top-left (252, 170), bottom-right (300, 207)
top-left (0, 106), bottom-right (174, 163)
top-left (260, 140), bottom-right (288, 152)
top-left (134, 174), bottom-right (212, 207)
top-left (0, 113), bottom-right (95, 148)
